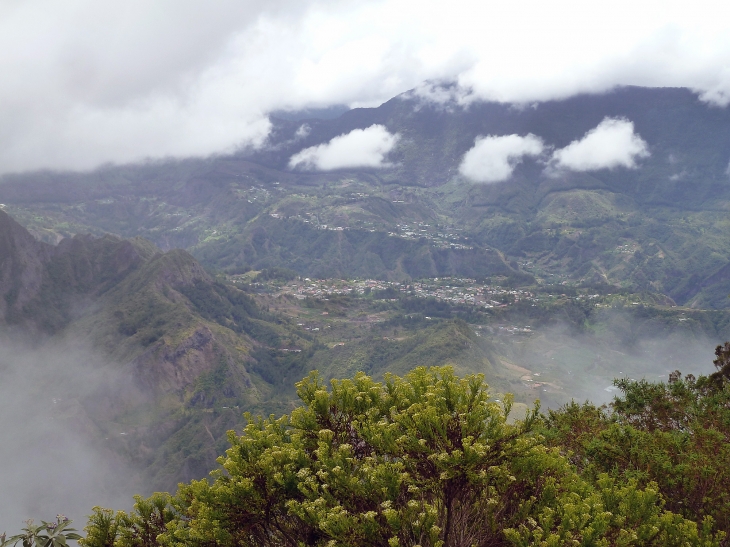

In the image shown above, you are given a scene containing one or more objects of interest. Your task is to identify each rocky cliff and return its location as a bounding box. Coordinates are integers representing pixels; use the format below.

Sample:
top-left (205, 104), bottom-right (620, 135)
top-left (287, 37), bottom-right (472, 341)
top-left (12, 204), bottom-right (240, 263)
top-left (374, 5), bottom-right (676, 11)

top-left (0, 209), bottom-right (303, 490)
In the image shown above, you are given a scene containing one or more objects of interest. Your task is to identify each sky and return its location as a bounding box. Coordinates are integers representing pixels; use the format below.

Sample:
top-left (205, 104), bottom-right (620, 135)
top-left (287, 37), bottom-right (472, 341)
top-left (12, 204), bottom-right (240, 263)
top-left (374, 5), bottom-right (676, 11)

top-left (2, 0), bottom-right (730, 174)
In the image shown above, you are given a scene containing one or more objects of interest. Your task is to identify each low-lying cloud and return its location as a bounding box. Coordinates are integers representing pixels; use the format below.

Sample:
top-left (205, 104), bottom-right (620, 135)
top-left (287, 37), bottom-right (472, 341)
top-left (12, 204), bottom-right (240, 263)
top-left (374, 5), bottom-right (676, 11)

top-left (459, 134), bottom-right (545, 183)
top-left (288, 124), bottom-right (399, 170)
top-left (0, 335), bottom-right (139, 532)
top-left (549, 117), bottom-right (649, 173)
top-left (503, 311), bottom-right (720, 410)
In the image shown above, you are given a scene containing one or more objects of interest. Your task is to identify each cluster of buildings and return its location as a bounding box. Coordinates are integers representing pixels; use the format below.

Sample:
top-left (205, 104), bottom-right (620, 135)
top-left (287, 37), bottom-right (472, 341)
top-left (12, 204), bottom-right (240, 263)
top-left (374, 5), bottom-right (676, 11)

top-left (386, 223), bottom-right (474, 249)
top-left (274, 277), bottom-right (537, 309)
top-left (390, 222), bottom-right (461, 239)
top-left (236, 184), bottom-right (275, 204)
top-left (265, 210), bottom-right (474, 249)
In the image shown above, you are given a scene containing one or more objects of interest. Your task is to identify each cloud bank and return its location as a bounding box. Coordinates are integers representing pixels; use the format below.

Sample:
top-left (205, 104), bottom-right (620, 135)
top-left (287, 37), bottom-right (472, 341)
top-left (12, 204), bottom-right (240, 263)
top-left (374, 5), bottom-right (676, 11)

top-left (2, 0), bottom-right (730, 173)
top-left (459, 134), bottom-right (545, 183)
top-left (289, 125), bottom-right (399, 170)
top-left (0, 336), bottom-right (138, 531)
top-left (549, 117), bottom-right (649, 172)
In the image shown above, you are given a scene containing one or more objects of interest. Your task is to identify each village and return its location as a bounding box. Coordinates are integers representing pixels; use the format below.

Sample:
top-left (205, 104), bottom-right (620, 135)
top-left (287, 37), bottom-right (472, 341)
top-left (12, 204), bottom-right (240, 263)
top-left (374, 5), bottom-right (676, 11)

top-left (265, 199), bottom-right (476, 249)
top-left (239, 275), bottom-right (607, 310)
top-left (246, 277), bottom-right (532, 307)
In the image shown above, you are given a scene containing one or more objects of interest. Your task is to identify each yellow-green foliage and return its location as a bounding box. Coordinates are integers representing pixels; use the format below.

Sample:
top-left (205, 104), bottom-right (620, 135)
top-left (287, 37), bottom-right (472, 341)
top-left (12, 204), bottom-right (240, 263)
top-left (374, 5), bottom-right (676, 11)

top-left (82, 494), bottom-right (176, 547)
top-left (544, 371), bottom-right (730, 537)
top-left (82, 367), bottom-right (722, 547)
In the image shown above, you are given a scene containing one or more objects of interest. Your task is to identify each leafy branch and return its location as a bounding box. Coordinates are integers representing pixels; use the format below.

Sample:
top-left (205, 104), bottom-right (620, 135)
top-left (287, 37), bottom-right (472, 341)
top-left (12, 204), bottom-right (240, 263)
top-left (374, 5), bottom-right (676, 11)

top-left (1, 516), bottom-right (82, 547)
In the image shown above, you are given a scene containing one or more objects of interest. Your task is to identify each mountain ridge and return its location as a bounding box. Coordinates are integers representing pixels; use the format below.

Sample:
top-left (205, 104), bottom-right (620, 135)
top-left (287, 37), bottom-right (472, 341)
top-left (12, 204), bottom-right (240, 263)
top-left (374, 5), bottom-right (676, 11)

top-left (2, 86), bottom-right (730, 308)
top-left (0, 208), bottom-right (293, 489)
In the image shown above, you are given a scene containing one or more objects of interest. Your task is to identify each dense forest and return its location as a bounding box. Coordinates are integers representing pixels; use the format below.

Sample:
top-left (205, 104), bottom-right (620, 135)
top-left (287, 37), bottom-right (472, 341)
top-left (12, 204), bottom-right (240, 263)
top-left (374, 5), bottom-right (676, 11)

top-left (4, 344), bottom-right (726, 547)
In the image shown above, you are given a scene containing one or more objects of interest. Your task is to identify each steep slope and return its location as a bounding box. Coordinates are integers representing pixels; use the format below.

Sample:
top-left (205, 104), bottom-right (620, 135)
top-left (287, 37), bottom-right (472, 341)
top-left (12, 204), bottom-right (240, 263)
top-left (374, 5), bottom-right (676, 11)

top-left (194, 214), bottom-right (521, 280)
top-left (0, 209), bottom-right (532, 491)
top-left (0, 210), bottom-right (53, 328)
top-left (0, 209), bottom-right (312, 490)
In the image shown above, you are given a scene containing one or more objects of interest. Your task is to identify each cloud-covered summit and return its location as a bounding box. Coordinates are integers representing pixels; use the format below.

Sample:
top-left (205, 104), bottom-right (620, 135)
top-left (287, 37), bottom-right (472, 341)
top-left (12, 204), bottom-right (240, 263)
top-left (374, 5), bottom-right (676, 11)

top-left (2, 0), bottom-right (730, 174)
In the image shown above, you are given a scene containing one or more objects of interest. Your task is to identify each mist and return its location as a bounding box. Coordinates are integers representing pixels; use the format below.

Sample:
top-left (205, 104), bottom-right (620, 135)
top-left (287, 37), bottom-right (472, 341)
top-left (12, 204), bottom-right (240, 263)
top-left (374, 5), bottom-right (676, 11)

top-left (288, 125), bottom-right (399, 170)
top-left (0, 334), bottom-right (141, 533)
top-left (458, 133), bottom-right (545, 183)
top-left (492, 308), bottom-right (722, 410)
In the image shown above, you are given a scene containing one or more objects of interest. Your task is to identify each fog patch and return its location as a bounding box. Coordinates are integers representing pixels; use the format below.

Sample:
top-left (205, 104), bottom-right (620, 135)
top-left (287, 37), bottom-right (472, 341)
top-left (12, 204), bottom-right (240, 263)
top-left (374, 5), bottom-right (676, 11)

top-left (696, 75), bottom-right (730, 108)
top-left (459, 133), bottom-right (545, 183)
top-left (405, 80), bottom-right (477, 110)
top-left (547, 117), bottom-right (649, 174)
top-left (288, 124), bottom-right (399, 170)
top-left (492, 310), bottom-right (720, 409)
top-left (0, 334), bottom-right (140, 533)
top-left (295, 124), bottom-right (311, 139)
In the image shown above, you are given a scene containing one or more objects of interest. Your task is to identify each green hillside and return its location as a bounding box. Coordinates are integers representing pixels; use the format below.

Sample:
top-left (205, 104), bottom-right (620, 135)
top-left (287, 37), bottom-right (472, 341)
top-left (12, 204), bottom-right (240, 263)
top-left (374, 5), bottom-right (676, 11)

top-left (1, 205), bottom-right (729, 533)
top-left (4, 87), bottom-right (730, 308)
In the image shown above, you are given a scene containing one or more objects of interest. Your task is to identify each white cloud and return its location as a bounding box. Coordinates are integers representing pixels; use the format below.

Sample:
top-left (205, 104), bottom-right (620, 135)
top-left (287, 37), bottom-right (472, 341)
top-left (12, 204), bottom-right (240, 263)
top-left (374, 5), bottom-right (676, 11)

top-left (295, 124), bottom-right (311, 139)
top-left (549, 118), bottom-right (649, 172)
top-left (2, 0), bottom-right (730, 173)
top-left (289, 124), bottom-right (399, 170)
top-left (459, 134), bottom-right (545, 183)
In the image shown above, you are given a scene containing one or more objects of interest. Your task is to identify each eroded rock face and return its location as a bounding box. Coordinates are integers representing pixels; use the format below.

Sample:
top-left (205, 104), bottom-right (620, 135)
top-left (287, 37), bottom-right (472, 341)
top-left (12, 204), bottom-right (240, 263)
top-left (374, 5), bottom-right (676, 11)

top-left (131, 325), bottom-right (217, 394)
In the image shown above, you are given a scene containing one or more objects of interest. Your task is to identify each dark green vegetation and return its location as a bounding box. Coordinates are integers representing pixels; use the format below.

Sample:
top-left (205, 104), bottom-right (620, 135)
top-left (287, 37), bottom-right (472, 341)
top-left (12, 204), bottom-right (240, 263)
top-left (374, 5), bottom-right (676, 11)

top-left (544, 366), bottom-right (730, 535)
top-left (79, 365), bottom-right (729, 546)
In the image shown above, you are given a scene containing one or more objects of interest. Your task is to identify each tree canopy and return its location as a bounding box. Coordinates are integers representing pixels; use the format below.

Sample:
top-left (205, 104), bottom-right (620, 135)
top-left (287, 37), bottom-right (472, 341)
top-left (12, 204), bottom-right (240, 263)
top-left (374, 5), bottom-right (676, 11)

top-left (79, 365), bottom-right (726, 547)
